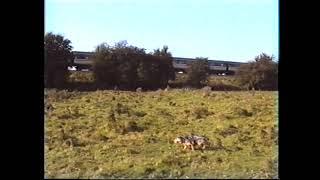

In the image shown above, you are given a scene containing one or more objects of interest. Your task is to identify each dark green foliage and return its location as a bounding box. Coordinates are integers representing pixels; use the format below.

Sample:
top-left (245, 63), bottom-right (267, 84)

top-left (236, 53), bottom-right (278, 90)
top-left (186, 57), bottom-right (210, 88)
top-left (45, 32), bottom-right (74, 88)
top-left (152, 45), bottom-right (176, 82)
top-left (92, 41), bottom-right (174, 90)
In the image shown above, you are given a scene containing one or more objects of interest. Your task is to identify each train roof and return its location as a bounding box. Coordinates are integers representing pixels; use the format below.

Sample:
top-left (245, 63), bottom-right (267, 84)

top-left (72, 51), bottom-right (247, 64)
top-left (172, 57), bottom-right (246, 64)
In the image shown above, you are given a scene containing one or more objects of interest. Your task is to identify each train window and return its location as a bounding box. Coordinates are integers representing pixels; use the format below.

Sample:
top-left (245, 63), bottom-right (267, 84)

top-left (76, 55), bottom-right (86, 59)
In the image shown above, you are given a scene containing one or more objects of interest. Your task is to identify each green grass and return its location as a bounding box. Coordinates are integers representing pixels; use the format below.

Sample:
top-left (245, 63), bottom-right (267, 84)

top-left (45, 89), bottom-right (278, 179)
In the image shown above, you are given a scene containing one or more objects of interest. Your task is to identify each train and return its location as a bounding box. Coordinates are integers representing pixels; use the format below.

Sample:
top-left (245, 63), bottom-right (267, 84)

top-left (71, 51), bottom-right (247, 75)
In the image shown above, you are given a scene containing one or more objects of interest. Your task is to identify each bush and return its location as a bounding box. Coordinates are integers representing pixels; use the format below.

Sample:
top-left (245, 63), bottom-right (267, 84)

top-left (92, 41), bottom-right (174, 90)
top-left (51, 69), bottom-right (69, 88)
top-left (236, 53), bottom-right (278, 90)
top-left (186, 58), bottom-right (210, 88)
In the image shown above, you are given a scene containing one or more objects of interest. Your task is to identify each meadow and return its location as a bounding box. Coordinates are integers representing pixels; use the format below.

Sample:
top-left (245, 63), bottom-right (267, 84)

top-left (44, 89), bottom-right (278, 179)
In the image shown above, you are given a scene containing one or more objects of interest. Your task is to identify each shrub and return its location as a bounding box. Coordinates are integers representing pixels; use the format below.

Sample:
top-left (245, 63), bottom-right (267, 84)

top-left (186, 58), bottom-right (210, 88)
top-left (236, 53), bottom-right (278, 90)
top-left (92, 41), bottom-right (174, 90)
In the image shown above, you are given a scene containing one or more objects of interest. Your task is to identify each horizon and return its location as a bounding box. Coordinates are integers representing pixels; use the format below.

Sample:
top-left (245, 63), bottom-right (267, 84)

top-left (45, 0), bottom-right (278, 63)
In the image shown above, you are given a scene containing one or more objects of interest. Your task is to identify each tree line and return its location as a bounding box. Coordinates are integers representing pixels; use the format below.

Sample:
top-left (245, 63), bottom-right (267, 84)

top-left (44, 32), bottom-right (278, 90)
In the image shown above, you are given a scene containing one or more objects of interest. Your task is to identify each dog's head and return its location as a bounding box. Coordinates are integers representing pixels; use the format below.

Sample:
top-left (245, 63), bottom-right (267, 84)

top-left (174, 137), bottom-right (184, 144)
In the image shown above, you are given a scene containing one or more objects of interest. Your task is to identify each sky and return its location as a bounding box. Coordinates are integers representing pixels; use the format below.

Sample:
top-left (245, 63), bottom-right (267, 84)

top-left (45, 0), bottom-right (278, 62)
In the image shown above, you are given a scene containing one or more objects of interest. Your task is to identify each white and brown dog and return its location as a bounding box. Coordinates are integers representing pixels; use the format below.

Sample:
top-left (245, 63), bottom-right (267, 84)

top-left (174, 134), bottom-right (210, 150)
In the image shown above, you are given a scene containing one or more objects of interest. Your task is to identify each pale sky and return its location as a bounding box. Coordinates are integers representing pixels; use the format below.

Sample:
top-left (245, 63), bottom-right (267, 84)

top-left (45, 0), bottom-right (278, 62)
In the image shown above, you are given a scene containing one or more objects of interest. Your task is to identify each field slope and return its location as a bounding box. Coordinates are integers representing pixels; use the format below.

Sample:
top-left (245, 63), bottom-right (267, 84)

top-left (45, 89), bottom-right (278, 179)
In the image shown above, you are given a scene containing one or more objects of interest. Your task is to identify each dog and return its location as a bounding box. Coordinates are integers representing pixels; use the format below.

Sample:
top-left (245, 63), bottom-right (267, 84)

top-left (174, 136), bottom-right (196, 150)
top-left (191, 135), bottom-right (210, 150)
top-left (174, 134), bottom-right (210, 150)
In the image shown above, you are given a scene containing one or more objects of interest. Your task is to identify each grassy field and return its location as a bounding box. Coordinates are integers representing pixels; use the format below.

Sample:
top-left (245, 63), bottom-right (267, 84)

top-left (44, 89), bottom-right (278, 179)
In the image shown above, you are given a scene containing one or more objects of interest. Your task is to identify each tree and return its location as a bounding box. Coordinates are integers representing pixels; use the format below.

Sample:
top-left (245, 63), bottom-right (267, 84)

top-left (236, 53), bottom-right (278, 90)
top-left (92, 43), bottom-right (116, 87)
top-left (44, 32), bottom-right (74, 88)
top-left (186, 57), bottom-right (210, 87)
top-left (152, 45), bottom-right (176, 87)
top-left (92, 42), bottom-right (175, 90)
top-left (136, 55), bottom-right (162, 89)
